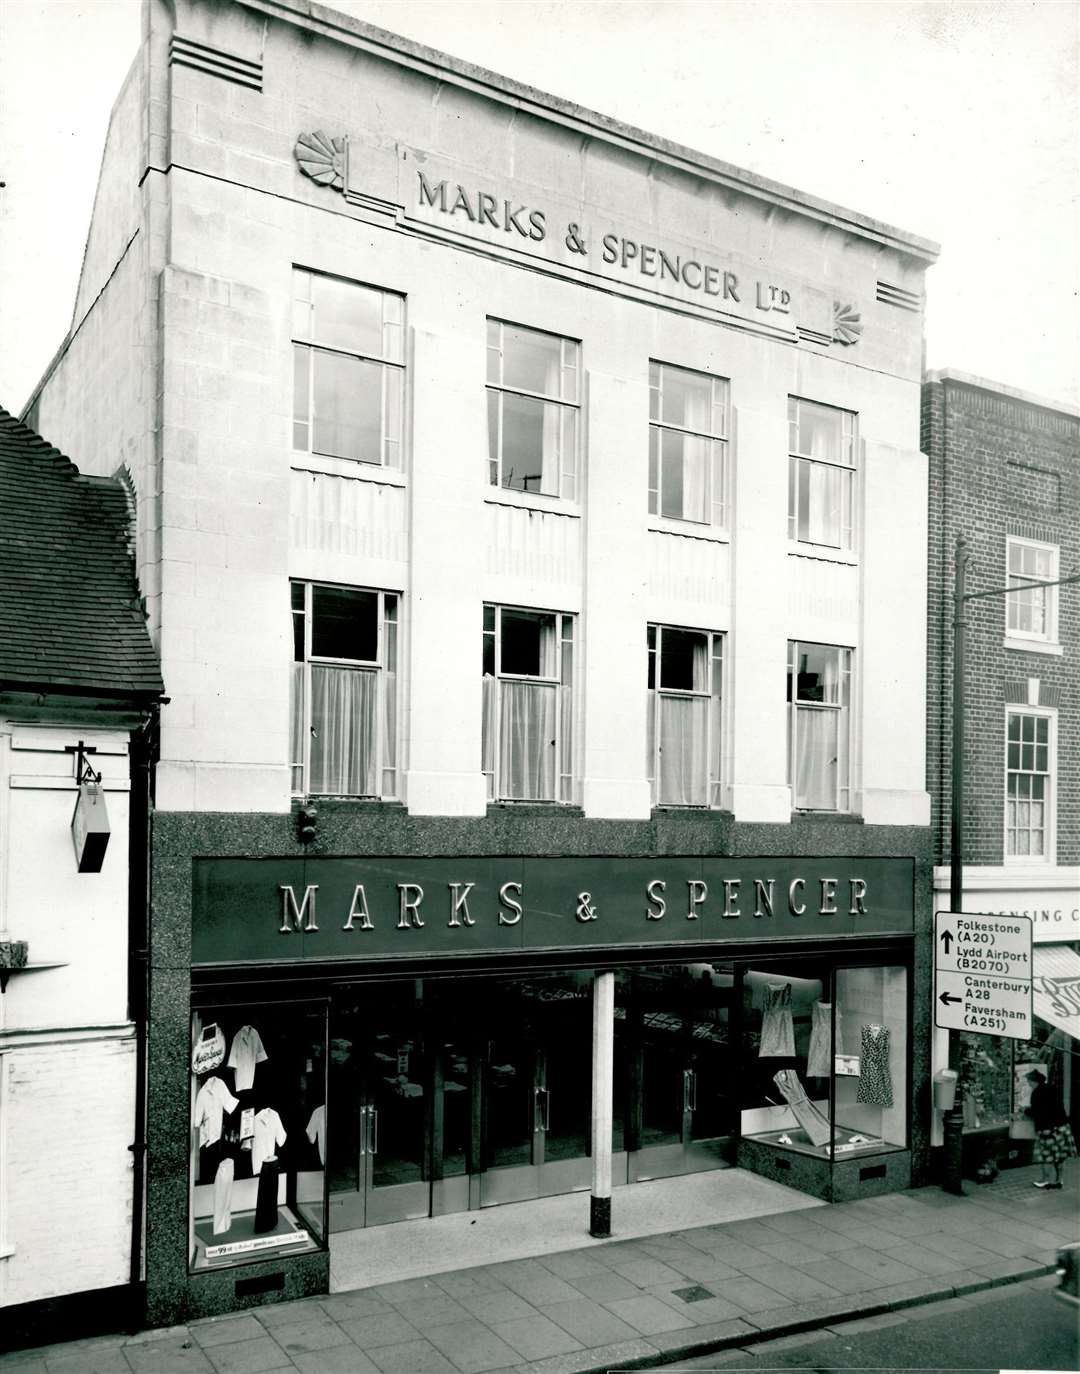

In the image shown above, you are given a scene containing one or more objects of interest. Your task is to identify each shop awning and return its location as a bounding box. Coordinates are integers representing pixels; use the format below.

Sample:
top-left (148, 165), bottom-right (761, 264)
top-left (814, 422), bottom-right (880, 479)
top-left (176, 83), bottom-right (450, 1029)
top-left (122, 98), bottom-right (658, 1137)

top-left (1033, 944), bottom-right (1080, 1042)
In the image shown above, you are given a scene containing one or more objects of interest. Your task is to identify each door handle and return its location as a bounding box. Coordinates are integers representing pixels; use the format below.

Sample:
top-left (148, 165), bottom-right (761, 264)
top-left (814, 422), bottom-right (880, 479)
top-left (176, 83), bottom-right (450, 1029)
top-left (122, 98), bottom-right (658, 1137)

top-left (358, 1104), bottom-right (369, 1156)
top-left (369, 1107), bottom-right (379, 1156)
top-left (684, 1069), bottom-right (697, 1113)
top-left (535, 1086), bottom-right (550, 1131)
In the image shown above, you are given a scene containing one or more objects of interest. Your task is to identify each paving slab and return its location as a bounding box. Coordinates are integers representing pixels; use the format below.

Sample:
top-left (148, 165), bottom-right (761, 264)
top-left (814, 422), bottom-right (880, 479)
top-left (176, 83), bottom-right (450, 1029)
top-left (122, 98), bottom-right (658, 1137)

top-left (489, 1314), bottom-right (584, 1362)
top-left (423, 1317), bottom-right (523, 1373)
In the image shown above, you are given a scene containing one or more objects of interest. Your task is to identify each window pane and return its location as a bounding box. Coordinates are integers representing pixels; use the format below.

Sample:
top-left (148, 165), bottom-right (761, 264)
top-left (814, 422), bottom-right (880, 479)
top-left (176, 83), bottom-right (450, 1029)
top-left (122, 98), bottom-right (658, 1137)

top-left (658, 365), bottom-right (715, 433)
top-left (293, 345), bottom-right (310, 450)
top-left (499, 392), bottom-right (565, 495)
top-left (659, 627), bottom-right (708, 691)
top-left (794, 644), bottom-right (842, 704)
top-left (658, 695), bottom-right (708, 805)
top-left (500, 323), bottom-right (565, 398)
top-left (791, 399), bottom-right (847, 463)
top-left (791, 457), bottom-right (847, 546)
top-left (312, 351), bottom-right (383, 463)
top-left (311, 275), bottom-right (386, 356)
top-left (500, 610), bottom-right (556, 677)
top-left (311, 586), bottom-right (378, 661)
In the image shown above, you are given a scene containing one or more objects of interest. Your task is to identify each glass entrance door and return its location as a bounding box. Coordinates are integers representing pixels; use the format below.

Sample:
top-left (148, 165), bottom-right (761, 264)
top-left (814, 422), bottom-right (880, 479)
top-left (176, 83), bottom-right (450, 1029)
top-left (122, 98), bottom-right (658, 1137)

top-left (478, 974), bottom-right (592, 1206)
top-left (328, 984), bottom-right (431, 1231)
top-left (620, 963), bottom-right (735, 1182)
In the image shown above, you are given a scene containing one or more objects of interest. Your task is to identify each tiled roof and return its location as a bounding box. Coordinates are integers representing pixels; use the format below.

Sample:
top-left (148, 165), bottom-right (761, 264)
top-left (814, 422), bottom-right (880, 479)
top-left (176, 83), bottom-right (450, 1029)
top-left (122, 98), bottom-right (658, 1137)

top-left (0, 407), bottom-right (163, 699)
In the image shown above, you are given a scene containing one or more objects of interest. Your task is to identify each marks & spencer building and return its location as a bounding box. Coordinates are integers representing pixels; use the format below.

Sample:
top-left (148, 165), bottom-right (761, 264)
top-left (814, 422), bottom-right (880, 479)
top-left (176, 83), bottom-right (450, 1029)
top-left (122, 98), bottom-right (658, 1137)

top-left (24, 0), bottom-right (939, 1325)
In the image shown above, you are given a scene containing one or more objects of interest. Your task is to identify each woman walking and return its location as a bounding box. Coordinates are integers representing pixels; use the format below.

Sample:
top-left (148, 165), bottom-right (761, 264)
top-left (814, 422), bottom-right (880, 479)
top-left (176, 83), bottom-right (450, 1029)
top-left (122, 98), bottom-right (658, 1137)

top-left (1025, 1068), bottom-right (1075, 1189)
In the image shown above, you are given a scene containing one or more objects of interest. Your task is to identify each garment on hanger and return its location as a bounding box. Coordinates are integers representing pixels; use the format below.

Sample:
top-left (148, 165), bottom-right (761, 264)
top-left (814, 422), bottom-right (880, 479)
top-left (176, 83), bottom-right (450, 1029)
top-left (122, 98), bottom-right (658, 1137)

top-left (306, 1105), bottom-right (326, 1166)
top-left (252, 1107), bottom-right (287, 1175)
top-left (856, 1023), bottom-right (893, 1106)
top-left (759, 981), bottom-right (795, 1057)
top-left (194, 1076), bottom-right (239, 1148)
top-left (772, 1069), bottom-right (832, 1147)
top-left (807, 1001), bottom-right (833, 1077)
top-left (213, 1157), bottom-right (235, 1235)
top-left (227, 1025), bottom-right (268, 1092)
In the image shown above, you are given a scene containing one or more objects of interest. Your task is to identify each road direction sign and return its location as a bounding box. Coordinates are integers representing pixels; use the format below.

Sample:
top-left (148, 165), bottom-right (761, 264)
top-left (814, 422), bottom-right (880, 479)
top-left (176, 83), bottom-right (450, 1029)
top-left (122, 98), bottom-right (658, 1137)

top-left (934, 911), bottom-right (1032, 1038)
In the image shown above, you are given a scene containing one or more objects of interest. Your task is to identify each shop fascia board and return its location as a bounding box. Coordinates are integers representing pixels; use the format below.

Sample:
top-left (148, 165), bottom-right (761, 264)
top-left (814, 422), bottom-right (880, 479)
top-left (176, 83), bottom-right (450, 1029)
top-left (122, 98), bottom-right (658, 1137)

top-left (239, 0), bottom-right (940, 267)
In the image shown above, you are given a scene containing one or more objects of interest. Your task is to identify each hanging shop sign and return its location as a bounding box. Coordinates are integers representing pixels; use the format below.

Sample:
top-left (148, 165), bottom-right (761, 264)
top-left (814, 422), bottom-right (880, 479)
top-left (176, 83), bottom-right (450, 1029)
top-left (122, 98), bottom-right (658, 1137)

top-left (191, 855), bottom-right (915, 966)
top-left (934, 910), bottom-right (1032, 1039)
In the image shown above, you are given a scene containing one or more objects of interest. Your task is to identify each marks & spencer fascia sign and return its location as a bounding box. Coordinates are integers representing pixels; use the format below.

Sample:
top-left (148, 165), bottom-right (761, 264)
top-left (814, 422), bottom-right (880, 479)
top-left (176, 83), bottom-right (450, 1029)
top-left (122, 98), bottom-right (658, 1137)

top-left (191, 856), bottom-right (913, 966)
top-left (292, 133), bottom-right (859, 347)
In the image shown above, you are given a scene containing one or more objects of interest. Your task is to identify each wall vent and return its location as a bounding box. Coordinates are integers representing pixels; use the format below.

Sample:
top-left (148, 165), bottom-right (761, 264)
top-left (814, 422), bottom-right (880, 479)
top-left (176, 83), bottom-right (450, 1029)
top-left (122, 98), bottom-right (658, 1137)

top-left (1004, 681), bottom-right (1029, 705)
top-left (170, 34), bottom-right (263, 91)
top-left (235, 1272), bottom-right (284, 1298)
top-left (876, 280), bottom-right (921, 311)
top-left (859, 1164), bottom-right (887, 1181)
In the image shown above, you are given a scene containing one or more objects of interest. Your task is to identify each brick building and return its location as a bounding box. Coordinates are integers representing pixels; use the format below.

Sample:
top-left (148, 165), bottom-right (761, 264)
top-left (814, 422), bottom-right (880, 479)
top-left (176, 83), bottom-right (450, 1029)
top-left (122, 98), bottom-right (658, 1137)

top-left (923, 369), bottom-right (1079, 1166)
top-left (26, 0), bottom-right (937, 1327)
top-left (0, 409), bottom-right (162, 1345)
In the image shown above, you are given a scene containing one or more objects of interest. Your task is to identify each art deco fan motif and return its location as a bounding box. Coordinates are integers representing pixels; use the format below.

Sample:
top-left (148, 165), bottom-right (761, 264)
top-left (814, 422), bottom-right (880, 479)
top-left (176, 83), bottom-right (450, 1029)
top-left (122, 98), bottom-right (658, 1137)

top-left (833, 302), bottom-right (863, 346)
top-left (294, 131), bottom-right (347, 190)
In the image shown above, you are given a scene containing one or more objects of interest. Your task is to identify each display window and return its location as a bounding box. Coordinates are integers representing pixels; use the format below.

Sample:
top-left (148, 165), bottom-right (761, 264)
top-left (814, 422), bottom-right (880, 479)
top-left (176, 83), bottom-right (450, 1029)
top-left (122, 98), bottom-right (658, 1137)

top-left (189, 1002), bottom-right (327, 1271)
top-left (740, 961), bottom-right (908, 1160)
top-left (957, 1020), bottom-right (1069, 1134)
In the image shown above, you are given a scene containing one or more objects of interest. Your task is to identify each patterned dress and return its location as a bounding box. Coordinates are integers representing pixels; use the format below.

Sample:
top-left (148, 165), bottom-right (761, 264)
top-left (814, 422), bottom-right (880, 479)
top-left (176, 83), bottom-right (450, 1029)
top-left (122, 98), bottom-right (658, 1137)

top-left (759, 982), bottom-right (795, 1058)
top-left (856, 1023), bottom-right (893, 1106)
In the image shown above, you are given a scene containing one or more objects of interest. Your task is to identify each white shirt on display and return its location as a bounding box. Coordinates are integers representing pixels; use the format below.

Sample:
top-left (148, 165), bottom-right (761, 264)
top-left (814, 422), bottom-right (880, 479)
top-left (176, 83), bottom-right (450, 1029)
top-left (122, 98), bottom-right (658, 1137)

top-left (306, 1104), bottom-right (326, 1165)
top-left (252, 1107), bottom-right (287, 1175)
top-left (193, 1076), bottom-right (239, 1147)
top-left (227, 1025), bottom-right (268, 1092)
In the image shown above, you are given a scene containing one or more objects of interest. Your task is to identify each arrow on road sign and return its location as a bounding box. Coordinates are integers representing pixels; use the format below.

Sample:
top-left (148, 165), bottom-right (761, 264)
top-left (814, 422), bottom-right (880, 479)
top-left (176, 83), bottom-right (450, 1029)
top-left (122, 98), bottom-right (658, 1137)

top-left (939, 928), bottom-right (953, 954)
top-left (939, 990), bottom-right (962, 1006)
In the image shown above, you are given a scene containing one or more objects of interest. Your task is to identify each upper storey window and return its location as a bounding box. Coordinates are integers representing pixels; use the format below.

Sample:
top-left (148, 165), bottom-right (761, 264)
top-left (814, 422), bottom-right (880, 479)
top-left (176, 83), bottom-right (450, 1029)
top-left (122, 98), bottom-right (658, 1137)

top-left (486, 319), bottom-right (579, 499)
top-left (787, 641), bottom-right (853, 813)
top-left (1006, 537), bottom-right (1058, 643)
top-left (293, 269), bottom-right (405, 468)
top-left (649, 362), bottom-right (729, 526)
top-left (788, 397), bottom-right (856, 551)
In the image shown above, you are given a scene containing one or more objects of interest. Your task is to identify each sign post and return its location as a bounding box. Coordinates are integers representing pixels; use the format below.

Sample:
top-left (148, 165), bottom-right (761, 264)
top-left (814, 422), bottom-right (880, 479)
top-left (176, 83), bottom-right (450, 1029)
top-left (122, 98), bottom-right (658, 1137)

top-left (934, 911), bottom-right (1033, 1040)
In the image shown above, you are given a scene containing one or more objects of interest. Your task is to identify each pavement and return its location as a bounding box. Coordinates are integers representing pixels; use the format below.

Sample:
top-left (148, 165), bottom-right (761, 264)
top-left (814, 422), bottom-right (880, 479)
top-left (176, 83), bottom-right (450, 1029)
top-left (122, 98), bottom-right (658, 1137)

top-left (2, 1162), bottom-right (1076, 1374)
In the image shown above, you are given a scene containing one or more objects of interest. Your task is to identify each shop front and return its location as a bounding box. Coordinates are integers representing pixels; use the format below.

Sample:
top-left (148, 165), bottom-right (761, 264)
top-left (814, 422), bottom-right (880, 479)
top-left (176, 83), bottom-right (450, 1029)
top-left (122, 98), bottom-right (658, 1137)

top-left (182, 854), bottom-right (917, 1284)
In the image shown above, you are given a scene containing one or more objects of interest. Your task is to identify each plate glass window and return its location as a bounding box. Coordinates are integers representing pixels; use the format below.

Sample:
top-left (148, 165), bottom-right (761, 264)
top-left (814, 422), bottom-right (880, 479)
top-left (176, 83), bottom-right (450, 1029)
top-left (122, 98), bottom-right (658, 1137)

top-left (1005, 710), bottom-right (1052, 859)
top-left (788, 398), bottom-right (856, 549)
top-left (487, 320), bottom-right (579, 498)
top-left (646, 625), bottom-right (724, 806)
top-left (648, 362), bottom-right (729, 526)
top-left (1006, 538), bottom-right (1058, 642)
top-left (787, 641), bottom-right (852, 812)
top-left (482, 605), bottom-right (574, 802)
top-left (293, 269), bottom-right (404, 467)
top-left (291, 582), bottom-right (398, 798)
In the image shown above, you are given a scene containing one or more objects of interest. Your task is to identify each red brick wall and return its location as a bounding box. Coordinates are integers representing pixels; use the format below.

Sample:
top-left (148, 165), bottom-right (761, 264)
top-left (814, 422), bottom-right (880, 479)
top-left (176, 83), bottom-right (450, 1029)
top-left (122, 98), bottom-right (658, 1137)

top-left (924, 378), bottom-right (1079, 866)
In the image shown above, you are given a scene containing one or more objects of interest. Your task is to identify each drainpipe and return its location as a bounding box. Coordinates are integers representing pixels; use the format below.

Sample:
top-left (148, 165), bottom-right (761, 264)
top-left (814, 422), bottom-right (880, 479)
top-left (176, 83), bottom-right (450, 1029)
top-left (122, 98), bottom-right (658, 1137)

top-left (127, 704), bottom-right (159, 1327)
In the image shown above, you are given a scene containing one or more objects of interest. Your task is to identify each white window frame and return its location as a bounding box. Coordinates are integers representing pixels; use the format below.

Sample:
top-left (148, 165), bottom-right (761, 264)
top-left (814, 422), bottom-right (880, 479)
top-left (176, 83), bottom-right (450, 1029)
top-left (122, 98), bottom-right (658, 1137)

top-left (787, 396), bottom-right (857, 553)
top-left (1005, 536), bottom-right (1059, 647)
top-left (787, 640), bottom-right (854, 813)
top-left (292, 268), bottom-right (405, 469)
top-left (647, 624), bottom-right (725, 808)
top-left (1004, 706), bottom-right (1056, 864)
top-left (486, 319), bottom-right (580, 500)
top-left (290, 581), bottom-right (399, 799)
top-left (482, 604), bottom-right (575, 803)
top-left (648, 361), bottom-right (730, 528)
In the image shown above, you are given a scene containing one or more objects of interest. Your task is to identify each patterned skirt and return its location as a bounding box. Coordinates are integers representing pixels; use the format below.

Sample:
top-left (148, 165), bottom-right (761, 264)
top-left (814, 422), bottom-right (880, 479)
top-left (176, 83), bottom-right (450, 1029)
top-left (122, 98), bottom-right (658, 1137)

top-left (1033, 1123), bottom-right (1076, 1166)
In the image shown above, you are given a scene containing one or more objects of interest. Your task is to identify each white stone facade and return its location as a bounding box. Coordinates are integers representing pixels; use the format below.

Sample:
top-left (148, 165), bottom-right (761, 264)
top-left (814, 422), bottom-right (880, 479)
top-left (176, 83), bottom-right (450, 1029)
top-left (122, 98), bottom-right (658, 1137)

top-left (27, 0), bottom-right (937, 832)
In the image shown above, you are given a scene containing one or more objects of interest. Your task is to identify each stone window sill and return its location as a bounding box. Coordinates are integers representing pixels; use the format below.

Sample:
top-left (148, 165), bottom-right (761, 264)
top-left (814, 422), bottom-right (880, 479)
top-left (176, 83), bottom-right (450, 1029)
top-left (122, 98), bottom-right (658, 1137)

top-left (1003, 637), bottom-right (1063, 657)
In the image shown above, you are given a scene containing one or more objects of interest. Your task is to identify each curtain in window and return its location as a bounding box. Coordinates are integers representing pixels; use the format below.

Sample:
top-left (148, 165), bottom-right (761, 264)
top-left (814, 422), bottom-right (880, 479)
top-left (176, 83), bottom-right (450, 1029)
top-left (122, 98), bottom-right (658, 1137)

top-left (381, 669), bottom-right (397, 796)
top-left (658, 695), bottom-right (708, 805)
top-left (500, 680), bottom-right (555, 800)
top-left (481, 674), bottom-right (497, 797)
top-left (310, 665), bottom-right (377, 795)
top-left (805, 462), bottom-right (842, 545)
top-left (682, 434), bottom-right (708, 522)
top-left (290, 663), bottom-right (306, 792)
top-left (796, 708), bottom-right (837, 809)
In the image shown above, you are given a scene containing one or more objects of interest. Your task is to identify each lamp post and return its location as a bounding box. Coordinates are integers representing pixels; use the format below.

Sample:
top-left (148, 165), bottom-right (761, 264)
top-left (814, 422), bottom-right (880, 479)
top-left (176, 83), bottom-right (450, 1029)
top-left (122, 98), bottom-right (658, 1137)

top-left (942, 539), bottom-right (1079, 1194)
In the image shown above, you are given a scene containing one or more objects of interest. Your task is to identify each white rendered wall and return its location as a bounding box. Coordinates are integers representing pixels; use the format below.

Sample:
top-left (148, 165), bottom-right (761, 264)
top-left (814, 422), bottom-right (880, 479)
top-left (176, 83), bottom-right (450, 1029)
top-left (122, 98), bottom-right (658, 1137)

top-left (0, 725), bottom-right (135, 1307)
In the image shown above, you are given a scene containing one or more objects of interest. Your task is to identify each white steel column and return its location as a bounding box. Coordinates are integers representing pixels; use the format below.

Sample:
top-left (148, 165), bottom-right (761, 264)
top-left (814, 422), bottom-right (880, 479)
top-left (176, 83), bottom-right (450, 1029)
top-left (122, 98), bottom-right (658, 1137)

top-left (590, 969), bottom-right (615, 1236)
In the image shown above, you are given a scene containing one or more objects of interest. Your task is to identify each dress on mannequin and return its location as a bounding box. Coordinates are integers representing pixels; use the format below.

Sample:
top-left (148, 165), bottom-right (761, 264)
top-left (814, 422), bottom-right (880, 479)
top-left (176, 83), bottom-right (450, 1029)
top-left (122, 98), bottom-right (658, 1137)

top-left (759, 982), bottom-right (795, 1058)
top-left (856, 1023), bottom-right (893, 1106)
